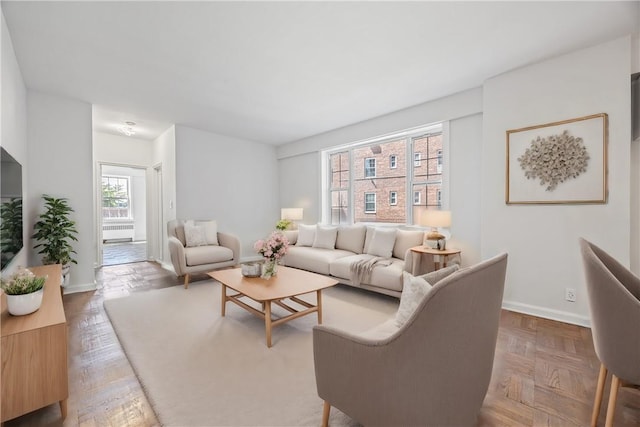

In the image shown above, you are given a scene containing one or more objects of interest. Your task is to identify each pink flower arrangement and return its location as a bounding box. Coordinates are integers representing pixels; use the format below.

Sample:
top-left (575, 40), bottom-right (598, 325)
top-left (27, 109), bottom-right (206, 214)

top-left (254, 231), bottom-right (290, 261)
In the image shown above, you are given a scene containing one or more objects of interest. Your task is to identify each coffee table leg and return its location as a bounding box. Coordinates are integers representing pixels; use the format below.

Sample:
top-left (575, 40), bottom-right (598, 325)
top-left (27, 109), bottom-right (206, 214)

top-left (221, 284), bottom-right (227, 316)
top-left (265, 301), bottom-right (272, 348)
top-left (317, 290), bottom-right (323, 324)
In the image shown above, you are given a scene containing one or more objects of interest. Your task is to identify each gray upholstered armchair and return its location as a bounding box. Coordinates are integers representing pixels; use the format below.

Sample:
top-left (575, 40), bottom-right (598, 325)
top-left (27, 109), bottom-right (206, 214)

top-left (579, 238), bottom-right (640, 427)
top-left (313, 253), bottom-right (508, 427)
top-left (167, 219), bottom-right (240, 288)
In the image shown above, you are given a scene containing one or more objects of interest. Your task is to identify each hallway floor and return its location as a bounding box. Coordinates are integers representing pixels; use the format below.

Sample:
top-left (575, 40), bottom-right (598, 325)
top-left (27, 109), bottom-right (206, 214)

top-left (102, 241), bottom-right (147, 266)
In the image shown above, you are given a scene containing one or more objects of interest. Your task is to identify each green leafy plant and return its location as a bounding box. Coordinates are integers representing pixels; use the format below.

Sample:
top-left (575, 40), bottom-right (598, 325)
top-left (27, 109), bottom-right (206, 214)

top-left (0, 198), bottom-right (23, 269)
top-left (32, 195), bottom-right (79, 266)
top-left (1, 267), bottom-right (45, 295)
top-left (275, 219), bottom-right (292, 231)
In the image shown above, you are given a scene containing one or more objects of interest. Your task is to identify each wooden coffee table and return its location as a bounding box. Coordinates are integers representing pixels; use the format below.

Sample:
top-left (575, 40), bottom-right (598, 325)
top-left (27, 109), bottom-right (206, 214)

top-left (208, 266), bottom-right (339, 347)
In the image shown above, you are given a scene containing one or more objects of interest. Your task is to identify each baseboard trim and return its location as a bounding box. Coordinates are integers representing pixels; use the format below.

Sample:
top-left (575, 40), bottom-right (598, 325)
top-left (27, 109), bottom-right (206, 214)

top-left (62, 282), bottom-right (97, 295)
top-left (502, 300), bottom-right (591, 328)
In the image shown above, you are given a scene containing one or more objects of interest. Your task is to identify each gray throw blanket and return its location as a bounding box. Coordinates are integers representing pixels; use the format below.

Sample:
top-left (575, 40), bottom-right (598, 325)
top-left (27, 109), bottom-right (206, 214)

top-left (350, 257), bottom-right (393, 287)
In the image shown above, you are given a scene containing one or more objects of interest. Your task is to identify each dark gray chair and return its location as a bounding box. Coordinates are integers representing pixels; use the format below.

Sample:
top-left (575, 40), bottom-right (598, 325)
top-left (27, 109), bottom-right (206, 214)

top-left (313, 253), bottom-right (508, 427)
top-left (579, 238), bottom-right (640, 427)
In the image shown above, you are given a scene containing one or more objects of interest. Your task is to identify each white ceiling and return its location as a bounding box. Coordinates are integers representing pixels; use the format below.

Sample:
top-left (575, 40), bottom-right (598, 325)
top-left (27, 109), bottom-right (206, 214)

top-left (2, 1), bottom-right (638, 144)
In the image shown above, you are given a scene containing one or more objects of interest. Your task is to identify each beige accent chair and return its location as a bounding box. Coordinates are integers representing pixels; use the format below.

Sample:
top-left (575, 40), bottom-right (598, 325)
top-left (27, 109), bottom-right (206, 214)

top-left (167, 219), bottom-right (240, 288)
top-left (579, 238), bottom-right (640, 427)
top-left (313, 253), bottom-right (508, 427)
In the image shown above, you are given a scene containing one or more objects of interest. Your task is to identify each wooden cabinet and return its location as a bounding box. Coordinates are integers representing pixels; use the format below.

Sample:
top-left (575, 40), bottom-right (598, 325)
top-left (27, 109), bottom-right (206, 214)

top-left (1, 264), bottom-right (68, 422)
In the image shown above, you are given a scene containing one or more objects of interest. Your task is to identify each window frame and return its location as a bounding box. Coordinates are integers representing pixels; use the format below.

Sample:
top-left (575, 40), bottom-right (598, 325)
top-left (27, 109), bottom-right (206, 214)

top-left (389, 155), bottom-right (397, 169)
top-left (414, 152), bottom-right (421, 167)
top-left (364, 192), bottom-right (377, 213)
top-left (413, 191), bottom-right (421, 205)
top-left (389, 191), bottom-right (398, 206)
top-left (101, 175), bottom-right (132, 220)
top-left (364, 157), bottom-right (376, 178)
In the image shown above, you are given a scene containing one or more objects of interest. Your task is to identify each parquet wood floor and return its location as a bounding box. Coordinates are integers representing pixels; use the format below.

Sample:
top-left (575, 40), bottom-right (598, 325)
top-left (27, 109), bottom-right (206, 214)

top-left (3, 262), bottom-right (639, 426)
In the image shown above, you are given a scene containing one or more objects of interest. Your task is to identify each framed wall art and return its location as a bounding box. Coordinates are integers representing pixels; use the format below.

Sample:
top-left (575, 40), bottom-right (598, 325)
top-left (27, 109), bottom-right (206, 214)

top-left (506, 113), bottom-right (608, 205)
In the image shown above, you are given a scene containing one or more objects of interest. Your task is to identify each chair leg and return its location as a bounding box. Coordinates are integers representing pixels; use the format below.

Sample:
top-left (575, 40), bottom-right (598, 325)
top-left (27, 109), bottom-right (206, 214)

top-left (604, 374), bottom-right (621, 427)
top-left (591, 363), bottom-right (608, 427)
top-left (321, 401), bottom-right (331, 427)
top-left (184, 274), bottom-right (190, 289)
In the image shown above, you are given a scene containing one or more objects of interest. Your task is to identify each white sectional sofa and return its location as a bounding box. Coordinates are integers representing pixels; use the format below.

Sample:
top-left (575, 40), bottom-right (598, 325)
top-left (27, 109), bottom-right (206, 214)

top-left (282, 224), bottom-right (427, 298)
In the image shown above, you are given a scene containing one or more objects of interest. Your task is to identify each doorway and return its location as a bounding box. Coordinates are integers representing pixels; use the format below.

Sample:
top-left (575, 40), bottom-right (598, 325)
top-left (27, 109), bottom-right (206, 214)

top-left (99, 163), bottom-right (148, 266)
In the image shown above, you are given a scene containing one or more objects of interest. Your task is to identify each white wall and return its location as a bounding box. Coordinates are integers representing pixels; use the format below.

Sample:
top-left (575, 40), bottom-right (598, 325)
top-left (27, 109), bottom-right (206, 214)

top-left (151, 125), bottom-right (176, 266)
top-left (93, 131), bottom-right (153, 166)
top-left (482, 36), bottom-right (632, 326)
top-left (27, 90), bottom-right (94, 292)
top-left (448, 113), bottom-right (483, 267)
top-left (278, 152), bottom-right (320, 225)
top-left (0, 9), bottom-right (28, 275)
top-left (175, 125), bottom-right (279, 260)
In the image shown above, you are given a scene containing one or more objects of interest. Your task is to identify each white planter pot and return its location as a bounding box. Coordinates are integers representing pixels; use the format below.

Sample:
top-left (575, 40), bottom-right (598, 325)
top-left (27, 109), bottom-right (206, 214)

top-left (6, 288), bottom-right (44, 316)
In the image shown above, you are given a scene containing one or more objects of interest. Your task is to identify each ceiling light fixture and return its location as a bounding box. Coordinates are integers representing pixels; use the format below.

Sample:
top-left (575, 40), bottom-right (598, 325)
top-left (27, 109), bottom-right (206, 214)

top-left (117, 121), bottom-right (137, 136)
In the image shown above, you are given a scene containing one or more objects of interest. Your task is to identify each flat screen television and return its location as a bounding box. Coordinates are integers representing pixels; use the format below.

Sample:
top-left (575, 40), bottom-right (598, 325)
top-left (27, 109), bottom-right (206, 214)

top-left (1, 147), bottom-right (23, 270)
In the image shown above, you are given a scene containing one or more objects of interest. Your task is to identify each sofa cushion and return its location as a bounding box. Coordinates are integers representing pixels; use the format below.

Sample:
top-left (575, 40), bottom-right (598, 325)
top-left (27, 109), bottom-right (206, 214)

top-left (392, 229), bottom-right (424, 260)
top-left (366, 258), bottom-right (405, 291)
top-left (313, 226), bottom-right (338, 249)
top-left (184, 221), bottom-right (208, 247)
top-left (195, 220), bottom-right (219, 245)
top-left (335, 224), bottom-right (366, 254)
top-left (329, 254), bottom-right (375, 280)
top-left (366, 228), bottom-right (397, 258)
top-left (185, 245), bottom-right (234, 266)
top-left (284, 246), bottom-right (354, 275)
top-left (296, 224), bottom-right (316, 247)
top-left (330, 254), bottom-right (404, 291)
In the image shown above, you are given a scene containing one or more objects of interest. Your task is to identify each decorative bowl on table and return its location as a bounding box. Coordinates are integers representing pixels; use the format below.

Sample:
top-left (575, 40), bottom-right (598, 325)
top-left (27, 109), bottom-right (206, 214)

top-left (241, 262), bottom-right (262, 278)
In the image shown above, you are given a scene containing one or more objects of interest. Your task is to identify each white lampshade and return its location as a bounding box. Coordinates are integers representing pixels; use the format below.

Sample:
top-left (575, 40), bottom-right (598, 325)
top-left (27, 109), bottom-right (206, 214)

top-left (420, 210), bottom-right (451, 228)
top-left (281, 208), bottom-right (303, 221)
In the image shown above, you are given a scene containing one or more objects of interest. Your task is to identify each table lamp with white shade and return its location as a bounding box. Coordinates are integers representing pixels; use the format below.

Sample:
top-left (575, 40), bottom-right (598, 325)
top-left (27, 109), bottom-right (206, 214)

top-left (280, 208), bottom-right (304, 229)
top-left (420, 210), bottom-right (451, 250)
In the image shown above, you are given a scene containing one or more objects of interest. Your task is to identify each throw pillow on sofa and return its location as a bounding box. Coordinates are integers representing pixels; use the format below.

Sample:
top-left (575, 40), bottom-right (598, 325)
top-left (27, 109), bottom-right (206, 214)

top-left (195, 220), bottom-right (219, 245)
top-left (366, 228), bottom-right (397, 258)
top-left (313, 225), bottom-right (338, 249)
top-left (392, 228), bottom-right (425, 260)
top-left (184, 221), bottom-right (208, 247)
top-left (335, 224), bottom-right (367, 254)
top-left (296, 224), bottom-right (316, 246)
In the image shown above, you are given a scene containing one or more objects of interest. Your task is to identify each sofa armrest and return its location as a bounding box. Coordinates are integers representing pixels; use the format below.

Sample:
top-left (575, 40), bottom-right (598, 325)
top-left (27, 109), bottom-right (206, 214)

top-left (217, 232), bottom-right (241, 263)
top-left (168, 236), bottom-right (187, 276)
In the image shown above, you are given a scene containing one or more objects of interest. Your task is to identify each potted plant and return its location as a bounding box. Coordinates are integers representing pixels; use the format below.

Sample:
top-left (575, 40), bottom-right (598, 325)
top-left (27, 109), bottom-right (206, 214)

top-left (0, 197), bottom-right (23, 269)
top-left (275, 219), bottom-right (292, 231)
top-left (32, 195), bottom-right (78, 285)
top-left (1, 267), bottom-right (46, 315)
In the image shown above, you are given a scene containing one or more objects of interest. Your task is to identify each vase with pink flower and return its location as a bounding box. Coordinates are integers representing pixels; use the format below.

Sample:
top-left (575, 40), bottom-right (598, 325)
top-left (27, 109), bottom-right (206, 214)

top-left (253, 231), bottom-right (290, 279)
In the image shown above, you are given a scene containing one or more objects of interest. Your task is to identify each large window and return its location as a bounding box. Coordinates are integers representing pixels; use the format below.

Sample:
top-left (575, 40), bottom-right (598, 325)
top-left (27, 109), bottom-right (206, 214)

top-left (102, 175), bottom-right (131, 219)
top-left (324, 124), bottom-right (444, 225)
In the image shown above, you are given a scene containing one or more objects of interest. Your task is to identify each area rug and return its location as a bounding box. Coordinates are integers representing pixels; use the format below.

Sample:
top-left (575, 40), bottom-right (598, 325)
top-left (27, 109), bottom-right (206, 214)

top-left (104, 280), bottom-right (398, 426)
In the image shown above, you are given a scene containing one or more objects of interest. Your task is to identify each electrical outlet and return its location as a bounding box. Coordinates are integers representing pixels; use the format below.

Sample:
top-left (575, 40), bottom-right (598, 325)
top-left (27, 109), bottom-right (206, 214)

top-left (565, 288), bottom-right (576, 302)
